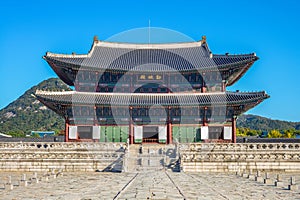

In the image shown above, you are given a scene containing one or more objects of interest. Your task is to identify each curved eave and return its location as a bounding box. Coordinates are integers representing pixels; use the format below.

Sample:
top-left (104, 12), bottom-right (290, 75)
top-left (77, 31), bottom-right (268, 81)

top-left (226, 59), bottom-right (257, 86)
top-left (35, 91), bottom-right (269, 108)
top-left (44, 58), bottom-right (75, 86)
top-left (36, 96), bottom-right (66, 117)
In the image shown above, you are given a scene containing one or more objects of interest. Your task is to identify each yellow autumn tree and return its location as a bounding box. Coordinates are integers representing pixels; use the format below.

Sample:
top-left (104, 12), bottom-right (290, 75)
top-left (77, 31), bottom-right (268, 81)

top-left (267, 129), bottom-right (282, 138)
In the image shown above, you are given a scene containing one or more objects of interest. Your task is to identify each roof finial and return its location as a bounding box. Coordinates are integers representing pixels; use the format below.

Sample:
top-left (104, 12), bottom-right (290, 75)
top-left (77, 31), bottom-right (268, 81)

top-left (93, 35), bottom-right (98, 42)
top-left (202, 35), bottom-right (207, 43)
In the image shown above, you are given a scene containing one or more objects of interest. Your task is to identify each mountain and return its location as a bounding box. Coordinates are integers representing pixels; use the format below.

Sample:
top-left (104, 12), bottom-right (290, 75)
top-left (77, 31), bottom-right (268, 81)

top-left (237, 114), bottom-right (300, 131)
top-left (0, 78), bottom-right (299, 136)
top-left (0, 78), bottom-right (71, 136)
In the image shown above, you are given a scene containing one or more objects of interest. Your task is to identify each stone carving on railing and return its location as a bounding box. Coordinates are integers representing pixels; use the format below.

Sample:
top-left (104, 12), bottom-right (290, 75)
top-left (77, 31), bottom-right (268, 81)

top-left (0, 142), bottom-right (126, 161)
top-left (0, 142), bottom-right (126, 150)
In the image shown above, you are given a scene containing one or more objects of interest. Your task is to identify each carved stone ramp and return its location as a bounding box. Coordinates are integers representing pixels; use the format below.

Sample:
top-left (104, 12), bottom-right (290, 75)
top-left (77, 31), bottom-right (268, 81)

top-left (124, 143), bottom-right (180, 172)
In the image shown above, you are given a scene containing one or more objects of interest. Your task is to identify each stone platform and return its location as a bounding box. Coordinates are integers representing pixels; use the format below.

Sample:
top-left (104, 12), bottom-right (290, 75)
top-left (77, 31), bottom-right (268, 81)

top-left (1, 142), bottom-right (300, 173)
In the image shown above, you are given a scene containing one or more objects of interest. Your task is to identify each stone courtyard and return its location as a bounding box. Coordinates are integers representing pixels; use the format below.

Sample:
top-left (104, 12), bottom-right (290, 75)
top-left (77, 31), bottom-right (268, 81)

top-left (1, 142), bottom-right (300, 199)
top-left (0, 171), bottom-right (299, 199)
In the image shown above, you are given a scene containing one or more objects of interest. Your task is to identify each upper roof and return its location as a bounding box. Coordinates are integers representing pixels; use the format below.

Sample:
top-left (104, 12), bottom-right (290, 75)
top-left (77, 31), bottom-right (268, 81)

top-left (44, 37), bottom-right (258, 72)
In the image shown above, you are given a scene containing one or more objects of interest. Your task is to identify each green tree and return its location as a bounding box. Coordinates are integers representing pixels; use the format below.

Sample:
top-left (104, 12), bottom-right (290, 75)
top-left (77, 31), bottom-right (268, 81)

top-left (283, 129), bottom-right (296, 138)
top-left (7, 130), bottom-right (25, 137)
top-left (31, 132), bottom-right (40, 138)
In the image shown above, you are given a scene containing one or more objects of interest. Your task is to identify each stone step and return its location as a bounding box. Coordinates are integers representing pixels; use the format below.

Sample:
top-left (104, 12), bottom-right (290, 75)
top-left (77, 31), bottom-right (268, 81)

top-left (124, 143), bottom-right (180, 172)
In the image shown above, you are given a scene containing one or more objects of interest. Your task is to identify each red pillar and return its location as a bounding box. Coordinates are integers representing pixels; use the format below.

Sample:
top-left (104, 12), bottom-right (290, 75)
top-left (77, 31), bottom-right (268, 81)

top-left (129, 121), bottom-right (134, 144)
top-left (203, 107), bottom-right (208, 126)
top-left (167, 122), bottom-right (172, 144)
top-left (94, 106), bottom-right (98, 142)
top-left (167, 106), bottom-right (172, 144)
top-left (232, 116), bottom-right (237, 143)
top-left (65, 119), bottom-right (69, 142)
top-left (129, 106), bottom-right (134, 144)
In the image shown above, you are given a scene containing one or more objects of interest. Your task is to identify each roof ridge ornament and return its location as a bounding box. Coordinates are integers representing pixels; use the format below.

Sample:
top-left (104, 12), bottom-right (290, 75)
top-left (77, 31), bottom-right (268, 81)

top-left (202, 35), bottom-right (207, 44)
top-left (93, 35), bottom-right (99, 43)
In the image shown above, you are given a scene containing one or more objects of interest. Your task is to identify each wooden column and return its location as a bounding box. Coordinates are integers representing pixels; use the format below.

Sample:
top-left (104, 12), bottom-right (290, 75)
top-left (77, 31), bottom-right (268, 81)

top-left (222, 80), bottom-right (226, 92)
top-left (232, 116), bottom-right (237, 143)
top-left (94, 106), bottom-right (98, 142)
top-left (65, 119), bottom-right (69, 142)
top-left (201, 72), bottom-right (206, 93)
top-left (167, 123), bottom-right (172, 144)
top-left (129, 106), bottom-right (134, 144)
top-left (203, 107), bottom-right (208, 126)
top-left (95, 72), bottom-right (98, 92)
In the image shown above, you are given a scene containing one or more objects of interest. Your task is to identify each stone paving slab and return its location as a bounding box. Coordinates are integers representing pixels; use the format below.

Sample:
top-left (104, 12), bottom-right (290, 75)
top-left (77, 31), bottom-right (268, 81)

top-left (0, 172), bottom-right (299, 199)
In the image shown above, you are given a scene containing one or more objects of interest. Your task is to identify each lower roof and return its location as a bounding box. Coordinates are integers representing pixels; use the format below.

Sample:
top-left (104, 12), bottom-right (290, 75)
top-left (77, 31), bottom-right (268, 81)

top-left (35, 90), bottom-right (269, 107)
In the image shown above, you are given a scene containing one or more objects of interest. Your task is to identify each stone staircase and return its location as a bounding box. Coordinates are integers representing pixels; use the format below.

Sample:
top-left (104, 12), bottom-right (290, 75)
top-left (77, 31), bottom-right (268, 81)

top-left (124, 143), bottom-right (180, 172)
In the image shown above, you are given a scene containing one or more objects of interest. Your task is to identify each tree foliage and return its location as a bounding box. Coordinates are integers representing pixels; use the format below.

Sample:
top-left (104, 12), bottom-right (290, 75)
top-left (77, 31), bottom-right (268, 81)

top-left (237, 114), bottom-right (300, 131)
top-left (267, 130), bottom-right (282, 138)
top-left (0, 78), bottom-right (71, 137)
top-left (236, 127), bottom-right (262, 137)
top-left (237, 127), bottom-right (299, 138)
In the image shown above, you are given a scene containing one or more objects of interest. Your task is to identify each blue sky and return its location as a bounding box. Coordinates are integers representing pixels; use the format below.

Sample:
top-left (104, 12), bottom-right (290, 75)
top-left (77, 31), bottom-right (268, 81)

top-left (0, 0), bottom-right (299, 122)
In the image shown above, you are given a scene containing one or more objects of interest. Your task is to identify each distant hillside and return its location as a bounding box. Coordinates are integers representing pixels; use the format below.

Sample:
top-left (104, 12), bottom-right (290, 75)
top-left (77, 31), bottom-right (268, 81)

top-left (237, 114), bottom-right (300, 131)
top-left (0, 78), bottom-right (71, 136)
top-left (1, 78), bottom-right (299, 136)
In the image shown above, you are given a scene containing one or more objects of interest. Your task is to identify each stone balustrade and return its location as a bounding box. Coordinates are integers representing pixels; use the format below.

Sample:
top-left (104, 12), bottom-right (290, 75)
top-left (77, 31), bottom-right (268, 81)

top-left (179, 143), bottom-right (300, 172)
top-left (179, 143), bottom-right (300, 151)
top-left (1, 142), bottom-right (300, 172)
top-left (0, 142), bottom-right (126, 172)
top-left (0, 142), bottom-right (126, 150)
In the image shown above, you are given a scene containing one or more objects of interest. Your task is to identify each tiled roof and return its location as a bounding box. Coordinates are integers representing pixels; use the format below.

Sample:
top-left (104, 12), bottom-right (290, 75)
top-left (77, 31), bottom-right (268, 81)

top-left (44, 41), bottom-right (257, 72)
top-left (35, 90), bottom-right (269, 107)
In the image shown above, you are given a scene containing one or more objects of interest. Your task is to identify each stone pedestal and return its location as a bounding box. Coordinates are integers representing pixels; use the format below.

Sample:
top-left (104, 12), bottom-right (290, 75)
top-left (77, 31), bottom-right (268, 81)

top-left (288, 185), bottom-right (298, 190)
top-left (42, 175), bottom-right (49, 182)
top-left (20, 174), bottom-right (27, 187)
top-left (263, 172), bottom-right (272, 184)
top-left (275, 181), bottom-right (284, 187)
top-left (4, 183), bottom-right (13, 190)
top-left (264, 179), bottom-right (273, 185)
top-left (288, 176), bottom-right (298, 190)
top-left (5, 176), bottom-right (13, 190)
top-left (275, 174), bottom-right (284, 187)
top-left (248, 174), bottom-right (255, 180)
top-left (19, 180), bottom-right (28, 187)
top-left (255, 176), bottom-right (264, 183)
top-left (32, 172), bottom-right (39, 183)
